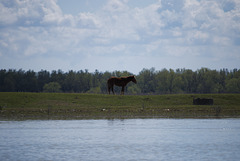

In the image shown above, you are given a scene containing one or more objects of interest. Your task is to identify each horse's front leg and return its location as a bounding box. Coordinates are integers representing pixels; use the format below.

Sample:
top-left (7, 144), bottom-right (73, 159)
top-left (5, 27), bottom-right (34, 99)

top-left (121, 86), bottom-right (125, 95)
top-left (108, 86), bottom-right (111, 94)
top-left (112, 86), bottom-right (115, 95)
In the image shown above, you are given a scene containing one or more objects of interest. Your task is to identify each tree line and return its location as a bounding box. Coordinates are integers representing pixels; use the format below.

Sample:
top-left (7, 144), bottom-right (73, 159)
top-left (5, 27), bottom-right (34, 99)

top-left (0, 68), bottom-right (240, 94)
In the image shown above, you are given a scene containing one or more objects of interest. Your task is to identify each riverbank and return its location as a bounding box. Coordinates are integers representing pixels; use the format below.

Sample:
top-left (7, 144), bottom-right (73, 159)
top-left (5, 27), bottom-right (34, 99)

top-left (0, 92), bottom-right (240, 120)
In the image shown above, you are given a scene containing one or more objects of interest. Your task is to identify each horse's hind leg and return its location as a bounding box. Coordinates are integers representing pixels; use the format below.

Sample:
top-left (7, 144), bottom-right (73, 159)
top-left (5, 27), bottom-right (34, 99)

top-left (111, 86), bottom-right (115, 95)
top-left (108, 84), bottom-right (112, 94)
top-left (108, 85), bottom-right (114, 95)
top-left (121, 86), bottom-right (124, 95)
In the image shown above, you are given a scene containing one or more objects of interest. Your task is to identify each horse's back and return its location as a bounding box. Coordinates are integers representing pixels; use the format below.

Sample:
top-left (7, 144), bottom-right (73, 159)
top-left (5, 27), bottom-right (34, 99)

top-left (107, 77), bottom-right (117, 85)
top-left (108, 77), bottom-right (124, 86)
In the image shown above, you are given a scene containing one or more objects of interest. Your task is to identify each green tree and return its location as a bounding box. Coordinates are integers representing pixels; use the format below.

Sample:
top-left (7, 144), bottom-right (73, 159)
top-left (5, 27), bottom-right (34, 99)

top-left (138, 68), bottom-right (156, 93)
top-left (155, 69), bottom-right (171, 94)
top-left (181, 69), bottom-right (197, 93)
top-left (127, 85), bottom-right (141, 94)
top-left (0, 69), bottom-right (6, 91)
top-left (37, 70), bottom-right (50, 92)
top-left (43, 82), bottom-right (62, 93)
top-left (23, 70), bottom-right (38, 92)
top-left (87, 87), bottom-right (101, 94)
top-left (92, 70), bottom-right (102, 88)
top-left (226, 78), bottom-right (240, 93)
top-left (3, 69), bottom-right (17, 92)
top-left (1, 68), bottom-right (240, 94)
top-left (100, 71), bottom-right (112, 93)
top-left (196, 68), bottom-right (222, 93)
top-left (172, 76), bottom-right (184, 93)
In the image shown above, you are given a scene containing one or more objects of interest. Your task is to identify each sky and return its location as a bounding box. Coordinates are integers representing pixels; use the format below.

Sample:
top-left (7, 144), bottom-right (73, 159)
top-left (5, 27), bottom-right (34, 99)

top-left (0, 0), bottom-right (240, 74)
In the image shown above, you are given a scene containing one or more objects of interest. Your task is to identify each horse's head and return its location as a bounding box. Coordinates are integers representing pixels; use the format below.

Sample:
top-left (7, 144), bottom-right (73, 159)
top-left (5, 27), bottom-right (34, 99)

top-left (131, 75), bottom-right (137, 84)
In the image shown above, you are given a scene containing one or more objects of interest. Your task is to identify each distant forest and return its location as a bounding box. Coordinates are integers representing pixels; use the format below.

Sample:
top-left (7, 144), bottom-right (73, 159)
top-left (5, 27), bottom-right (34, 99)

top-left (0, 68), bottom-right (240, 94)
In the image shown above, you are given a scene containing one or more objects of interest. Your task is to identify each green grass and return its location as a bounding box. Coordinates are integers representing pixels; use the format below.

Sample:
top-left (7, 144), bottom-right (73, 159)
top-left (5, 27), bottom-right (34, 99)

top-left (0, 92), bottom-right (240, 120)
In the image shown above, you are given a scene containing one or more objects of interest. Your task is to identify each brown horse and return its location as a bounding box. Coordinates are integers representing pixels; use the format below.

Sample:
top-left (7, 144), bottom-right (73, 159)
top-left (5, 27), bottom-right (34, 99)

top-left (107, 75), bottom-right (137, 95)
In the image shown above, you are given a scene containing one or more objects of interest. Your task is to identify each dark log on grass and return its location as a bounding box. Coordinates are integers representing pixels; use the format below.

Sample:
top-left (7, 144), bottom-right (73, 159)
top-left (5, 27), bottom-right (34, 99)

top-left (193, 98), bottom-right (214, 105)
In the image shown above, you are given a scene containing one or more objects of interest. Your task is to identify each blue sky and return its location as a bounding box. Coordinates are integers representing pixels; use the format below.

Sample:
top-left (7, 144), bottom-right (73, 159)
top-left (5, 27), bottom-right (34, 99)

top-left (0, 0), bottom-right (240, 74)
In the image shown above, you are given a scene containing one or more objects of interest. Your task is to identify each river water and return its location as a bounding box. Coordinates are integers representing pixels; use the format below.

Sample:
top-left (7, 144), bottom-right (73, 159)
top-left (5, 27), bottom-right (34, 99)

top-left (0, 119), bottom-right (240, 161)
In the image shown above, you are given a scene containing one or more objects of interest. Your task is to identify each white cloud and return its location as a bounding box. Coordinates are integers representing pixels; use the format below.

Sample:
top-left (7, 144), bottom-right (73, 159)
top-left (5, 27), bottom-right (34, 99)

top-left (0, 0), bottom-right (240, 72)
top-left (76, 12), bottom-right (101, 28)
top-left (0, 3), bottom-right (17, 25)
top-left (103, 0), bottom-right (129, 12)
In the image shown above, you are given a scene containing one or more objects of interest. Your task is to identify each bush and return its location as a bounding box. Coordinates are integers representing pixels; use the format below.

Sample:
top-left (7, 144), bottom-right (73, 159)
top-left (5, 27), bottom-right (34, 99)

top-left (43, 82), bottom-right (62, 93)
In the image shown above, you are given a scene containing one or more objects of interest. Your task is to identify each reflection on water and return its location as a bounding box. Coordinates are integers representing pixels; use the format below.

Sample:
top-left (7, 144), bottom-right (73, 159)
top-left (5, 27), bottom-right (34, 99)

top-left (0, 119), bottom-right (240, 161)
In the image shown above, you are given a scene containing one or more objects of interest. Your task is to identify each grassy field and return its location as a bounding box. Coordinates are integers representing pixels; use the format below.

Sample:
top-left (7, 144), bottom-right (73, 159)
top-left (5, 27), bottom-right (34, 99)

top-left (0, 92), bottom-right (240, 120)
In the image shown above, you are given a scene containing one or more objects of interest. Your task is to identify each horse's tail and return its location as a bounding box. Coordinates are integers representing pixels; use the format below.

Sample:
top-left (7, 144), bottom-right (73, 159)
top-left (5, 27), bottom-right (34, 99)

top-left (107, 82), bottom-right (108, 93)
top-left (107, 79), bottom-right (110, 94)
top-left (107, 78), bottom-right (113, 94)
